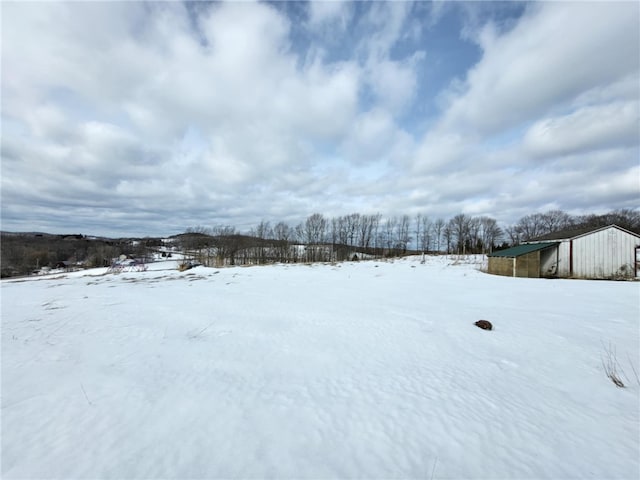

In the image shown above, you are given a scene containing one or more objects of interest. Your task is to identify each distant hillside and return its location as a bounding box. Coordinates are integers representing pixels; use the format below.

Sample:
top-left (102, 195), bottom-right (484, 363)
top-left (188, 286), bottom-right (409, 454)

top-left (0, 228), bottom-right (414, 277)
top-left (0, 232), bottom-right (163, 278)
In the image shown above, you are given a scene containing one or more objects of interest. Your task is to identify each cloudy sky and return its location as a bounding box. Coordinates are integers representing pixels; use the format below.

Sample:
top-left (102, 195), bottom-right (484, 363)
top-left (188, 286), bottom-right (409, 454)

top-left (2, 1), bottom-right (639, 237)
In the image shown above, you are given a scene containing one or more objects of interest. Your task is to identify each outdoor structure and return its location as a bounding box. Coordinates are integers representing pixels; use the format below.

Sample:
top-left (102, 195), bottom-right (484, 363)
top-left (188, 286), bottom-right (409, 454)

top-left (487, 242), bottom-right (559, 278)
top-left (488, 224), bottom-right (640, 279)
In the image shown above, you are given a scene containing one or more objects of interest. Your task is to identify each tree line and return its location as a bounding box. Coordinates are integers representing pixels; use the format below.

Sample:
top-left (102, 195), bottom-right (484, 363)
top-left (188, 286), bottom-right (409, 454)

top-left (181, 213), bottom-right (503, 266)
top-left (2, 208), bottom-right (637, 276)
top-left (179, 208), bottom-right (639, 267)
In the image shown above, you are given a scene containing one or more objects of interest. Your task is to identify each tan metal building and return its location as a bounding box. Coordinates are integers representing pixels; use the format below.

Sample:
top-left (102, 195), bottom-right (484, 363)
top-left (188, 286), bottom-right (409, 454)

top-left (488, 224), bottom-right (640, 279)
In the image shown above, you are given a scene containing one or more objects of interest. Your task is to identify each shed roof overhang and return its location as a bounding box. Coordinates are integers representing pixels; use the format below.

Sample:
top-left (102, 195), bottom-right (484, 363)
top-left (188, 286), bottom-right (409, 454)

top-left (488, 242), bottom-right (558, 258)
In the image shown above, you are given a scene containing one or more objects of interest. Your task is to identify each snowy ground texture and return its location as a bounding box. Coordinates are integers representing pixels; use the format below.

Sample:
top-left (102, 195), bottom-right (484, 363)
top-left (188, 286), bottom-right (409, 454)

top-left (2, 256), bottom-right (639, 479)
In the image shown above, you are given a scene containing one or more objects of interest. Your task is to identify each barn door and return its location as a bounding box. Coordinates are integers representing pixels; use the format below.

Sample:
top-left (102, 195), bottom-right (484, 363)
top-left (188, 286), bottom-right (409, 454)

top-left (636, 247), bottom-right (640, 278)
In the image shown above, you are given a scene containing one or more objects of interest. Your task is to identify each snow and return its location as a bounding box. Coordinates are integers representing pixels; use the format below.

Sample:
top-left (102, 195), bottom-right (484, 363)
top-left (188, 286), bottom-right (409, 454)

top-left (2, 256), bottom-right (639, 479)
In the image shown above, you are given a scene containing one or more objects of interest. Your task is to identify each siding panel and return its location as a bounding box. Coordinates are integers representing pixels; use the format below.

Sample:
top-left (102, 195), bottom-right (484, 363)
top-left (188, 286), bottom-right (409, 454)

top-left (572, 227), bottom-right (639, 278)
top-left (516, 251), bottom-right (540, 278)
top-left (488, 257), bottom-right (513, 277)
top-left (556, 241), bottom-right (571, 277)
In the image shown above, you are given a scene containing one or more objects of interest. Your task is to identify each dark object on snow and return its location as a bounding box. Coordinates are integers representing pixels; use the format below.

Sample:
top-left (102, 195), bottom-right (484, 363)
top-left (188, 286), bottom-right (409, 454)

top-left (475, 320), bottom-right (493, 331)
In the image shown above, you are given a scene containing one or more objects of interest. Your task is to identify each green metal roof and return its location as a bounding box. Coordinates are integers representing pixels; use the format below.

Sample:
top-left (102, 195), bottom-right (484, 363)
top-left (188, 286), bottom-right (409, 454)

top-left (488, 242), bottom-right (558, 258)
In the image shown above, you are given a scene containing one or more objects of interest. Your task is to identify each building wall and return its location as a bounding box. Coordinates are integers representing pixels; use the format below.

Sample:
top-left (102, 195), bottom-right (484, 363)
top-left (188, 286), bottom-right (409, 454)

top-left (556, 241), bottom-right (571, 277)
top-left (488, 257), bottom-right (513, 277)
top-left (571, 227), bottom-right (640, 278)
top-left (540, 247), bottom-right (558, 276)
top-left (515, 251), bottom-right (540, 278)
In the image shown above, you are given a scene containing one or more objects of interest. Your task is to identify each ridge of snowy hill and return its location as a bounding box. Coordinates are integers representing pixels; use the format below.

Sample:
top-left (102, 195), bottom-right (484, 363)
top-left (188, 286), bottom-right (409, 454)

top-left (2, 256), bottom-right (639, 479)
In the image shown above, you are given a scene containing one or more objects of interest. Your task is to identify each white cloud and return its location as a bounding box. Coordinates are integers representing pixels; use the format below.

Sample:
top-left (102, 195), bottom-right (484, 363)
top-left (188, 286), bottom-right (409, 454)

top-left (405, 1), bottom-right (639, 223)
top-left (355, 2), bottom-right (424, 114)
top-left (24, 103), bottom-right (69, 140)
top-left (341, 108), bottom-right (414, 167)
top-left (411, 129), bottom-right (473, 174)
top-left (441, 1), bottom-right (639, 135)
top-left (358, 1), bottom-right (413, 59)
top-left (285, 60), bottom-right (361, 141)
top-left (573, 73), bottom-right (640, 108)
top-left (524, 101), bottom-right (639, 158)
top-left (366, 54), bottom-right (424, 114)
top-left (1, 1), bottom-right (638, 237)
top-left (308, 0), bottom-right (352, 32)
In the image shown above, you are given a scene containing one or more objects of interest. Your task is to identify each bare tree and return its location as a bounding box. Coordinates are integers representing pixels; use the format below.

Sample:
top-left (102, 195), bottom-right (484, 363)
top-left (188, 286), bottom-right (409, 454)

top-left (254, 220), bottom-right (272, 240)
top-left (371, 213), bottom-right (382, 256)
top-left (610, 208), bottom-right (640, 232)
top-left (540, 210), bottom-right (573, 233)
top-left (354, 213), bottom-right (384, 257)
top-left (415, 214), bottom-right (423, 254)
top-left (211, 225), bottom-right (238, 266)
top-left (468, 216), bottom-right (481, 253)
top-left (250, 220), bottom-right (273, 264)
top-left (184, 226), bottom-right (213, 265)
top-left (337, 216), bottom-right (348, 246)
top-left (421, 215), bottom-right (433, 253)
top-left (449, 214), bottom-right (472, 254)
top-left (396, 215), bottom-right (411, 253)
top-left (504, 225), bottom-right (521, 246)
top-left (479, 216), bottom-right (502, 254)
top-left (330, 217), bottom-right (340, 260)
top-left (331, 216), bottom-right (349, 261)
top-left (358, 214), bottom-right (378, 251)
top-left (346, 213), bottom-right (360, 247)
top-left (273, 221), bottom-right (293, 263)
top-left (515, 213), bottom-right (546, 241)
top-left (432, 218), bottom-right (445, 253)
top-left (273, 222), bottom-right (290, 239)
top-left (443, 223), bottom-right (453, 254)
top-left (304, 213), bottom-right (328, 262)
top-left (384, 217), bottom-right (397, 255)
top-left (294, 223), bottom-right (305, 244)
top-left (576, 209), bottom-right (640, 234)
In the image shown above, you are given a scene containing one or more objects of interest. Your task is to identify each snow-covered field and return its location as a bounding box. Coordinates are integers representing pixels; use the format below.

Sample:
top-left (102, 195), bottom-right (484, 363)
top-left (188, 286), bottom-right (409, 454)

top-left (2, 256), bottom-right (639, 479)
